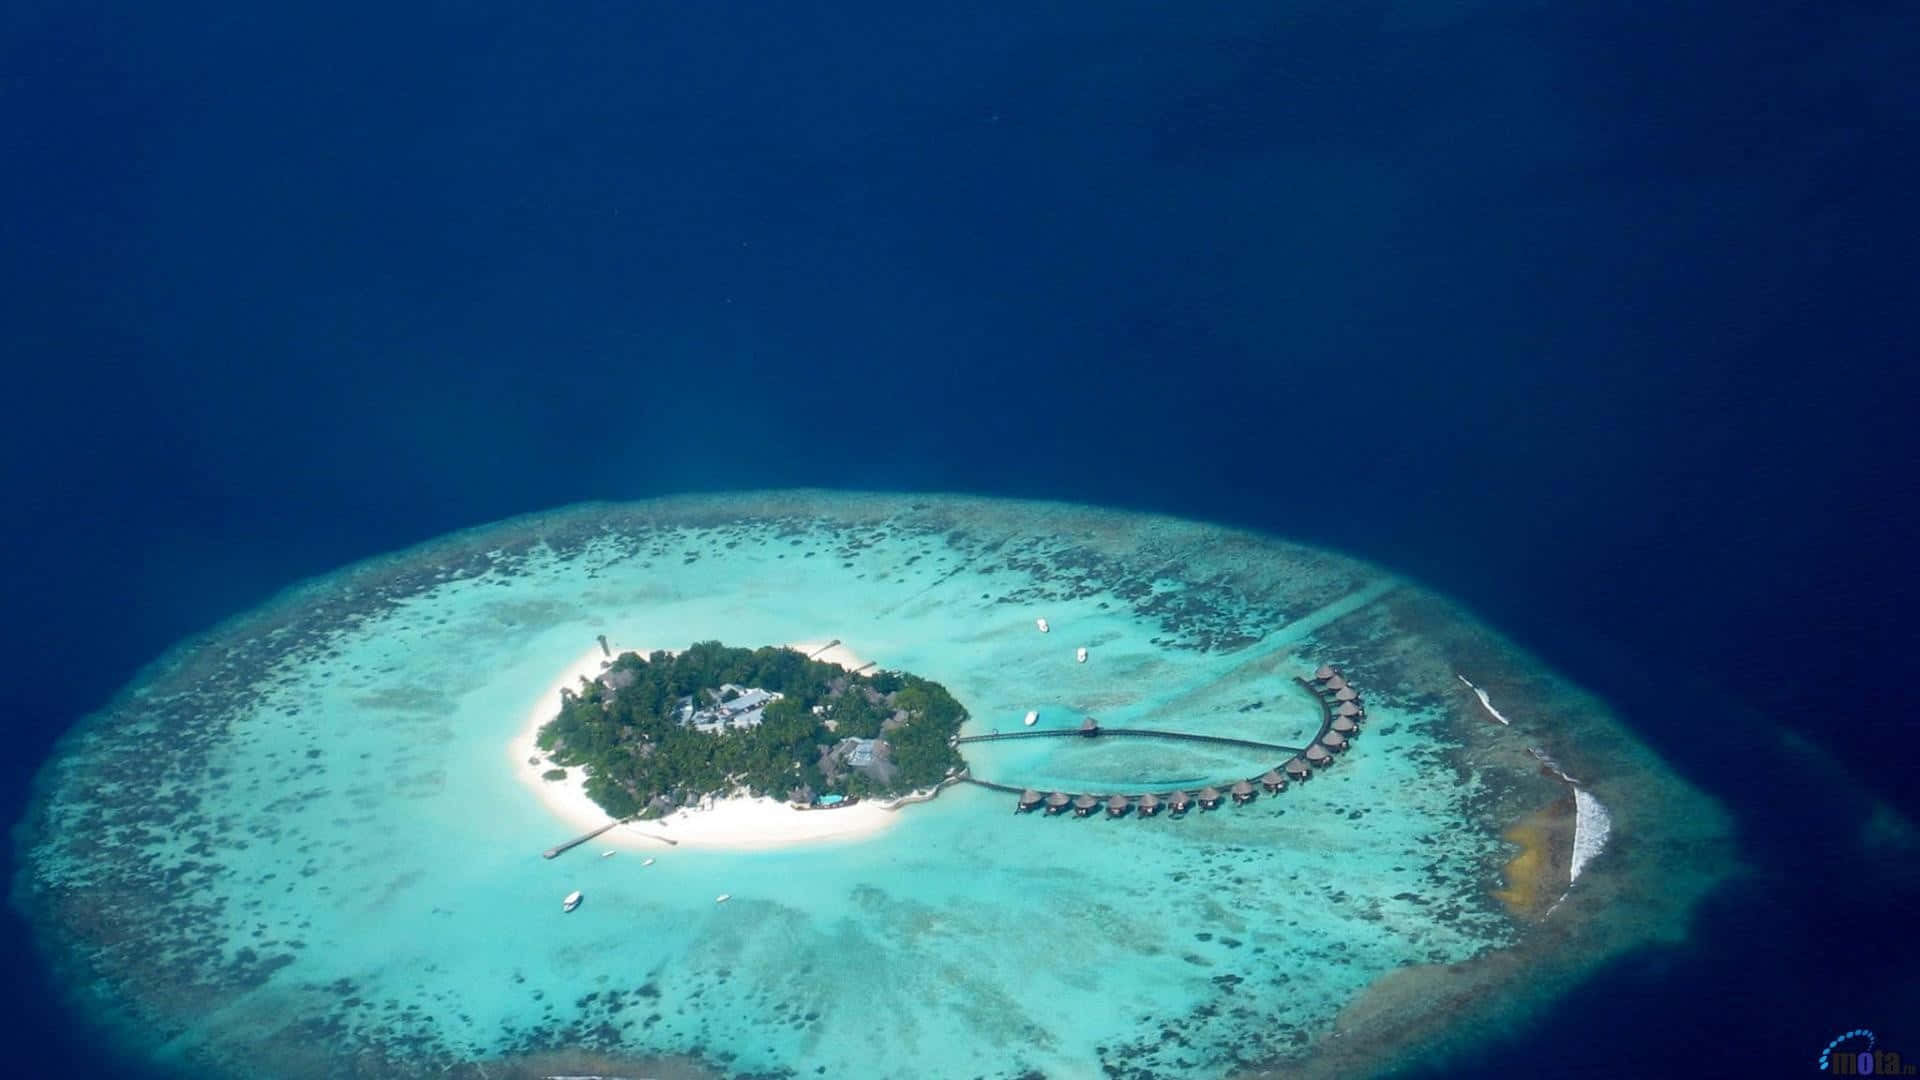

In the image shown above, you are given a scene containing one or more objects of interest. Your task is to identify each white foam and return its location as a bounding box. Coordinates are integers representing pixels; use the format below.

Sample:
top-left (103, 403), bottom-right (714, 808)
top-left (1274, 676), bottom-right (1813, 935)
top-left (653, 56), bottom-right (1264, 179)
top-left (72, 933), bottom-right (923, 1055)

top-left (1570, 787), bottom-right (1612, 883)
top-left (1455, 674), bottom-right (1510, 724)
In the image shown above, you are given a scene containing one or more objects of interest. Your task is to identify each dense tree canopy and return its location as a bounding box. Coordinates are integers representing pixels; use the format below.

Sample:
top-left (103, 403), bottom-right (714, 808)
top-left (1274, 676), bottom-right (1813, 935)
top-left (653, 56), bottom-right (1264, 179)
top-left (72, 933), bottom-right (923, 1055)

top-left (535, 642), bottom-right (968, 818)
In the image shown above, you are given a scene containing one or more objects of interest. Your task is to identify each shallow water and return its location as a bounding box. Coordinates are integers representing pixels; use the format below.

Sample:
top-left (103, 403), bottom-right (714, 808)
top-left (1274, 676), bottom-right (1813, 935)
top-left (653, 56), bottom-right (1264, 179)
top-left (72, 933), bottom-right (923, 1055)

top-left (13, 492), bottom-right (1731, 1078)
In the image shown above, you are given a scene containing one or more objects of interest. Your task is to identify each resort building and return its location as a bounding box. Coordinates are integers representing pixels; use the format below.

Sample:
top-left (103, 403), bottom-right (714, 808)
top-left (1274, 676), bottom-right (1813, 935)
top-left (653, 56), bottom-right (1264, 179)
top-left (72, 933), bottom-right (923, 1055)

top-left (1285, 758), bottom-right (1311, 781)
top-left (678, 684), bottom-right (784, 733)
top-left (1321, 730), bottom-right (1348, 752)
top-left (1072, 794), bottom-right (1099, 817)
top-left (1230, 780), bottom-right (1257, 805)
top-left (1305, 744), bottom-right (1332, 767)
top-left (1260, 769), bottom-right (1287, 793)
top-left (1168, 791), bottom-right (1194, 815)
top-left (1105, 795), bottom-right (1130, 818)
top-left (1198, 786), bottom-right (1224, 810)
top-left (1137, 792), bottom-right (1162, 817)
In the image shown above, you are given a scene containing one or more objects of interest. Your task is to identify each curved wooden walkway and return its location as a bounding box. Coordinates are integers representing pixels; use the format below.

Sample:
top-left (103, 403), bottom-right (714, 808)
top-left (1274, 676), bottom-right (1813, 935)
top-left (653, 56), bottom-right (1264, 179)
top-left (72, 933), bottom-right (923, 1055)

top-left (962, 670), bottom-right (1367, 817)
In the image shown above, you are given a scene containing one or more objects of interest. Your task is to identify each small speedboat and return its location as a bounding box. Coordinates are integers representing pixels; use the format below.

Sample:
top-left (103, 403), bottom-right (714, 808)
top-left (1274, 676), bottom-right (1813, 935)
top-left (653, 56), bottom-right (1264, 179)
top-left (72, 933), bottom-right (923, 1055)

top-left (1076, 647), bottom-right (1088, 663)
top-left (562, 890), bottom-right (583, 913)
top-left (642, 857), bottom-right (655, 867)
top-left (1023, 710), bottom-right (1038, 726)
top-left (600, 850), bottom-right (615, 858)
top-left (1035, 618), bottom-right (1049, 633)
top-left (714, 893), bottom-right (732, 904)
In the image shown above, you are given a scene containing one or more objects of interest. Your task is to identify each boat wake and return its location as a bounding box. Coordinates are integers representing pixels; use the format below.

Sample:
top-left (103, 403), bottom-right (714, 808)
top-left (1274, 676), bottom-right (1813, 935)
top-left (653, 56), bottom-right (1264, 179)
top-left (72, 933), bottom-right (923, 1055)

top-left (1455, 674), bottom-right (1510, 725)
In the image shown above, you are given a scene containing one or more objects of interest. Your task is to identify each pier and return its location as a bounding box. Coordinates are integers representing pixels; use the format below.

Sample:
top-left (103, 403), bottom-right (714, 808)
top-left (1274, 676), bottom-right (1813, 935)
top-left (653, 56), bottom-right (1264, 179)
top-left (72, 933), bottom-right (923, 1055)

top-left (542, 816), bottom-right (679, 859)
top-left (956, 726), bottom-right (1304, 755)
top-left (964, 665), bottom-right (1369, 820)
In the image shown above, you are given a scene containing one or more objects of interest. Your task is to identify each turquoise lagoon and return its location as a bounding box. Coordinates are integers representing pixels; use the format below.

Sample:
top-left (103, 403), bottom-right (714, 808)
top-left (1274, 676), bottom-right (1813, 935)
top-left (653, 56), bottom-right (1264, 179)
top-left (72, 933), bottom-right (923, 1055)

top-left (12, 493), bottom-right (1733, 1079)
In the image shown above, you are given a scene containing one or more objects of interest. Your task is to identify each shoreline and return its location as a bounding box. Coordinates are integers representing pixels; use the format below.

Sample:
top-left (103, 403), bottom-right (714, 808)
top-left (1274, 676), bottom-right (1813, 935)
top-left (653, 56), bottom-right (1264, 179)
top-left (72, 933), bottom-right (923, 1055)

top-left (508, 638), bottom-right (907, 852)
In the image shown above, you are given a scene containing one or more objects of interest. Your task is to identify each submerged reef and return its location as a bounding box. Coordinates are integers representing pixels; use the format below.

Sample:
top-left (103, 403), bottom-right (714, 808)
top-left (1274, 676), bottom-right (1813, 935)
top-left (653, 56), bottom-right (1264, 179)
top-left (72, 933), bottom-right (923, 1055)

top-left (11, 492), bottom-right (1732, 1079)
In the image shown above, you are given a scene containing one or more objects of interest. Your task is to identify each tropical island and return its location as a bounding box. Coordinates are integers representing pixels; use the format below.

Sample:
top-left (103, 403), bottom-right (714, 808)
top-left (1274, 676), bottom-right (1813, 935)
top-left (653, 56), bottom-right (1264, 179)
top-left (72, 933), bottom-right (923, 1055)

top-left (535, 641), bottom-right (969, 819)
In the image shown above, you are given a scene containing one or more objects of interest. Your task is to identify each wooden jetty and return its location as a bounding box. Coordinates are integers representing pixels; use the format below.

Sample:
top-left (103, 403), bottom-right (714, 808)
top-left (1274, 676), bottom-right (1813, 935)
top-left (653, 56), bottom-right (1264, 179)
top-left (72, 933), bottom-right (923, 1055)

top-left (961, 663), bottom-right (1372, 822)
top-left (542, 816), bottom-right (679, 859)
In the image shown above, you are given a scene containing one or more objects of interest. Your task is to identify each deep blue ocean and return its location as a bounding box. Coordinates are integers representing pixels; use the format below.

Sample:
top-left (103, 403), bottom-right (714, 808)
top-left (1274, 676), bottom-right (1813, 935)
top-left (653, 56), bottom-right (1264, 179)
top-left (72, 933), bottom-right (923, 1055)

top-left (4, 2), bottom-right (1915, 1076)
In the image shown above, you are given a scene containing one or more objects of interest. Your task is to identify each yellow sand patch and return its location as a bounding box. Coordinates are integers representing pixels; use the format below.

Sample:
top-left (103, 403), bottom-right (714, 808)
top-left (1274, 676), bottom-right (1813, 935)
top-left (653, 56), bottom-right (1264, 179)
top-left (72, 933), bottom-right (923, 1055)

top-left (1492, 795), bottom-right (1574, 917)
top-left (1493, 820), bottom-right (1548, 912)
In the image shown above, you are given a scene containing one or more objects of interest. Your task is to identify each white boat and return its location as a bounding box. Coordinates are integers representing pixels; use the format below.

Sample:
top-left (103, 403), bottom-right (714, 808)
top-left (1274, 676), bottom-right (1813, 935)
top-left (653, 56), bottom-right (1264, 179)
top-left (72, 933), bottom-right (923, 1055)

top-left (600, 850), bottom-right (615, 858)
top-left (1076, 647), bottom-right (1088, 663)
top-left (642, 857), bottom-right (655, 867)
top-left (1035, 618), bottom-right (1049, 633)
top-left (714, 893), bottom-right (732, 904)
top-left (1023, 710), bottom-right (1038, 726)
top-left (562, 890), bottom-right (583, 913)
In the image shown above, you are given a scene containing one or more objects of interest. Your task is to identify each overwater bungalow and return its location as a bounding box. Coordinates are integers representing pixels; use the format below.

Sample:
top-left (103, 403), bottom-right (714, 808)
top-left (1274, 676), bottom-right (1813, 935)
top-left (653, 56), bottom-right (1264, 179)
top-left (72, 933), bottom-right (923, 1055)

top-left (1137, 792), bottom-right (1163, 817)
top-left (1044, 791), bottom-right (1071, 815)
top-left (1073, 794), bottom-right (1099, 817)
top-left (1321, 730), bottom-right (1349, 751)
top-left (1017, 788), bottom-right (1043, 813)
top-left (1106, 795), bottom-right (1130, 818)
top-left (1230, 780), bottom-right (1257, 805)
top-left (1331, 715), bottom-right (1357, 734)
top-left (1305, 744), bottom-right (1332, 767)
top-left (1080, 716), bottom-right (1100, 737)
top-left (1198, 786), bottom-right (1224, 810)
top-left (1334, 687), bottom-right (1359, 702)
top-left (1314, 664), bottom-right (1337, 682)
top-left (1260, 769), bottom-right (1287, 793)
top-left (1335, 701), bottom-right (1362, 719)
top-left (1322, 674), bottom-right (1349, 693)
top-left (1285, 758), bottom-right (1311, 781)
top-left (1168, 790), bottom-right (1194, 815)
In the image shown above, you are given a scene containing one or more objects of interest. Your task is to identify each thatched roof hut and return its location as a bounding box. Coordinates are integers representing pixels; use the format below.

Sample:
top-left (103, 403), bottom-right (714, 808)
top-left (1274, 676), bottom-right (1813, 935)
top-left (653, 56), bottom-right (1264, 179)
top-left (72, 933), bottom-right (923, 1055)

top-left (1321, 730), bottom-right (1348, 751)
top-left (1230, 780), bottom-right (1256, 805)
top-left (1138, 792), bottom-right (1162, 815)
top-left (1336, 701), bottom-right (1362, 718)
top-left (1198, 785), bottom-right (1224, 809)
top-left (1305, 744), bottom-right (1332, 766)
top-left (1017, 788), bottom-right (1043, 811)
top-left (1285, 758), bottom-right (1311, 780)
top-left (1073, 793), bottom-right (1098, 816)
top-left (1260, 769), bottom-right (1286, 792)
top-left (1331, 715), bottom-right (1357, 733)
top-left (1106, 795), bottom-right (1130, 817)
top-left (1168, 790), bottom-right (1194, 813)
top-left (1045, 791), bottom-right (1070, 813)
top-left (1081, 716), bottom-right (1100, 735)
top-left (1323, 674), bottom-right (1349, 692)
top-left (1334, 687), bottom-right (1359, 702)
top-left (1314, 664), bottom-right (1337, 681)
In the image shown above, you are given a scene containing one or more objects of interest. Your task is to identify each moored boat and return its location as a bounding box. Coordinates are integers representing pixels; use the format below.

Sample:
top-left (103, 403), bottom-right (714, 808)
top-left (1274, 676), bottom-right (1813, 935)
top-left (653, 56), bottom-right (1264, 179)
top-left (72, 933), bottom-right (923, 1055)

top-left (1076, 647), bottom-right (1087, 663)
top-left (1023, 709), bottom-right (1038, 726)
top-left (1035, 618), bottom-right (1050, 633)
top-left (562, 890), bottom-right (582, 913)
top-left (714, 893), bottom-right (732, 904)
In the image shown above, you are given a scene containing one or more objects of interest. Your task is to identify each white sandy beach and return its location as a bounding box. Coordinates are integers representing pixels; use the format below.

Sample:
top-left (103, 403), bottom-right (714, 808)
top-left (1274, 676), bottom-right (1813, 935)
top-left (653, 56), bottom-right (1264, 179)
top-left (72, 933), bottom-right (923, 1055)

top-left (508, 638), bottom-right (905, 852)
